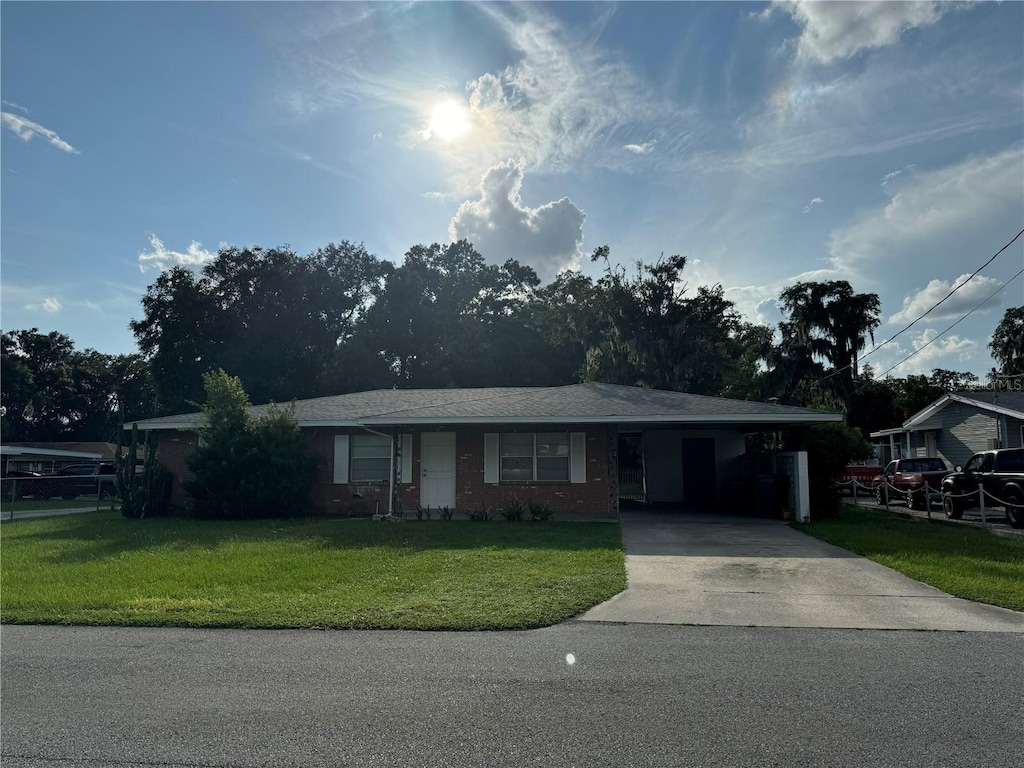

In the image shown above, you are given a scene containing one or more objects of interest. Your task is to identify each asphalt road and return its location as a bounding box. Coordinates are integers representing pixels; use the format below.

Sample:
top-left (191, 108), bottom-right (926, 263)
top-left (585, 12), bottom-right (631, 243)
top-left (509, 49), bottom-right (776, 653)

top-left (2, 623), bottom-right (1021, 767)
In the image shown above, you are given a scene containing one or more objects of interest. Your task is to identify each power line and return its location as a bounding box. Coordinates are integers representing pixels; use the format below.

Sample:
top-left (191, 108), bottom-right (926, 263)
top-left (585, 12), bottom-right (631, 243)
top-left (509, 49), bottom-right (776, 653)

top-left (818, 225), bottom-right (1024, 385)
top-left (863, 226), bottom-right (1023, 358)
top-left (862, 265), bottom-right (1024, 386)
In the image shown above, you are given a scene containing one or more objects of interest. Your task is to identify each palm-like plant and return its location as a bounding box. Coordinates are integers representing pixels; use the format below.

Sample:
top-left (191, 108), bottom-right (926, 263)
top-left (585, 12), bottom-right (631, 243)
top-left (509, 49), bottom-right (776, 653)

top-left (776, 281), bottom-right (881, 412)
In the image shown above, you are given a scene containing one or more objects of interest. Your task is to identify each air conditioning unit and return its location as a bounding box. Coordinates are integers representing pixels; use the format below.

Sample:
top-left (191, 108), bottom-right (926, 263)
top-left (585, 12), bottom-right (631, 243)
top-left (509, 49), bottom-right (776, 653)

top-left (986, 438), bottom-right (1002, 450)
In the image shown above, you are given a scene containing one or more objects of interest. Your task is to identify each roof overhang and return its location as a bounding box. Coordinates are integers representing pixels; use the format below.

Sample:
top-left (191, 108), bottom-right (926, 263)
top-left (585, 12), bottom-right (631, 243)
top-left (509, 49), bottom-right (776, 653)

top-left (0, 446), bottom-right (103, 459)
top-left (903, 392), bottom-right (1024, 430)
top-left (131, 412), bottom-right (842, 431)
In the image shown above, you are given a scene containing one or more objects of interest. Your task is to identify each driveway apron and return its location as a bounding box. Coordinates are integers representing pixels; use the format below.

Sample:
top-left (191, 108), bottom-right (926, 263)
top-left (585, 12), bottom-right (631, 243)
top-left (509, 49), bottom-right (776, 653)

top-left (579, 511), bottom-right (1024, 631)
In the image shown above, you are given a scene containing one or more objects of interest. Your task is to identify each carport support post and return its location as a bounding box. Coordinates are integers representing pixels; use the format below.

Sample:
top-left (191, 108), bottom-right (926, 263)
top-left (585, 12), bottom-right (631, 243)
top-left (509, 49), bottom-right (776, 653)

top-left (979, 487), bottom-right (986, 524)
top-left (852, 478), bottom-right (858, 505)
top-left (924, 481), bottom-right (931, 520)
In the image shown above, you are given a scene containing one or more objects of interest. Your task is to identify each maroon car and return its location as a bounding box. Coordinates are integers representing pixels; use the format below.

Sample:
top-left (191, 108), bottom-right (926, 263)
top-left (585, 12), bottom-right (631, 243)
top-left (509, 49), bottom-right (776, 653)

top-left (872, 458), bottom-right (950, 509)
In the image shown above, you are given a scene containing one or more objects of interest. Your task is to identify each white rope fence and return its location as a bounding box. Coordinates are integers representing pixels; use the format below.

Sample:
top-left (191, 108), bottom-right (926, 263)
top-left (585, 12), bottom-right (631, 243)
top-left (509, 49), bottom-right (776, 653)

top-left (833, 476), bottom-right (1022, 525)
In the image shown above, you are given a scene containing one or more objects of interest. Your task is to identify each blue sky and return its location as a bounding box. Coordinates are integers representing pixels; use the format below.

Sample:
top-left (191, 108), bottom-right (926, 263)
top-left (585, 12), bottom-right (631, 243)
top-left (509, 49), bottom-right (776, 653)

top-left (2, 1), bottom-right (1022, 379)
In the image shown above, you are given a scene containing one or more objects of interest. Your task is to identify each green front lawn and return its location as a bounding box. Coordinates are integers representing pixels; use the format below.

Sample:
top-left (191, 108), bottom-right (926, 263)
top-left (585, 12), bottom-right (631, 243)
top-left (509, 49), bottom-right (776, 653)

top-left (798, 504), bottom-right (1024, 612)
top-left (0, 513), bottom-right (625, 630)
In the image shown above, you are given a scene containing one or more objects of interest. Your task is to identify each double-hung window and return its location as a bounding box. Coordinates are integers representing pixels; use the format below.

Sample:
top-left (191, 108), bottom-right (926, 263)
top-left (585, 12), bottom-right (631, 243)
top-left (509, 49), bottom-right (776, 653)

top-left (500, 433), bottom-right (570, 481)
top-left (350, 434), bottom-right (391, 482)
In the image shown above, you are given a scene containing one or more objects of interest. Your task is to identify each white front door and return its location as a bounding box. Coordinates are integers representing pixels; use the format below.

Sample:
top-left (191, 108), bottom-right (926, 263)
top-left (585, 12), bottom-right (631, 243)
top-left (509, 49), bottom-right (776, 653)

top-left (420, 432), bottom-right (456, 510)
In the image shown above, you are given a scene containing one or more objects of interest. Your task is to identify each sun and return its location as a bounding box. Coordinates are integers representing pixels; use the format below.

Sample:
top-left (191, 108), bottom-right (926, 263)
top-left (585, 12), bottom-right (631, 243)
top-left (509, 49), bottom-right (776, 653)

top-left (428, 100), bottom-right (471, 142)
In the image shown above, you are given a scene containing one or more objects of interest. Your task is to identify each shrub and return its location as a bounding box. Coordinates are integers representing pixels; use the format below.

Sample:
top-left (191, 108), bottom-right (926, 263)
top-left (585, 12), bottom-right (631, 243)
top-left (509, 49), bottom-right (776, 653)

top-left (501, 499), bottom-right (525, 522)
top-left (184, 370), bottom-right (320, 519)
top-left (438, 506), bottom-right (455, 521)
top-left (415, 506), bottom-right (433, 521)
top-left (791, 421), bottom-right (874, 519)
top-left (465, 504), bottom-right (492, 522)
top-left (527, 501), bottom-right (554, 522)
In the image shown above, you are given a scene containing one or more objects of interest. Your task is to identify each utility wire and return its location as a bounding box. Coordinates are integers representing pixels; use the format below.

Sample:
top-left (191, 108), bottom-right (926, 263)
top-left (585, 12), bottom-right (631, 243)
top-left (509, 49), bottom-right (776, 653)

top-left (818, 226), bottom-right (1024, 385)
top-left (857, 265), bottom-right (1024, 388)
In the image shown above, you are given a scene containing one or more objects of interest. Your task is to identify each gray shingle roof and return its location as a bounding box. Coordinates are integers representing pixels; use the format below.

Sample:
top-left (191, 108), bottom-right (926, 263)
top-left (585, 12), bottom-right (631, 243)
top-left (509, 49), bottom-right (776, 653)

top-left (130, 382), bottom-right (840, 430)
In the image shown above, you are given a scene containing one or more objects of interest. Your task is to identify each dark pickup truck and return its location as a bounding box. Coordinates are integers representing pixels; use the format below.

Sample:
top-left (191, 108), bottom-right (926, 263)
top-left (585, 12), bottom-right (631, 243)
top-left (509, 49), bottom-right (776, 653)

top-left (871, 457), bottom-right (950, 509)
top-left (940, 448), bottom-right (1024, 528)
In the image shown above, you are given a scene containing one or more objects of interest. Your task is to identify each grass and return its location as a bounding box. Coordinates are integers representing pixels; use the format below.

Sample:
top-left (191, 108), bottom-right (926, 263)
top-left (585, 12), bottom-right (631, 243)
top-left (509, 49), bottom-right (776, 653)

top-left (0, 512), bottom-right (626, 630)
top-left (798, 503), bottom-right (1024, 612)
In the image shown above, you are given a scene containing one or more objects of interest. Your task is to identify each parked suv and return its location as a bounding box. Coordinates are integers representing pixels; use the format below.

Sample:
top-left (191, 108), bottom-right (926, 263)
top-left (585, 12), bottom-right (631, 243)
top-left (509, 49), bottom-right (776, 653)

top-left (940, 448), bottom-right (1024, 528)
top-left (56, 463), bottom-right (118, 500)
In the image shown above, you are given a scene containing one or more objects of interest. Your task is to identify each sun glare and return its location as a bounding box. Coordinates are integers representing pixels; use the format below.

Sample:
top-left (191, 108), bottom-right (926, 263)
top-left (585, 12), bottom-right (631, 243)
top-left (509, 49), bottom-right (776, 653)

top-left (428, 100), bottom-right (471, 142)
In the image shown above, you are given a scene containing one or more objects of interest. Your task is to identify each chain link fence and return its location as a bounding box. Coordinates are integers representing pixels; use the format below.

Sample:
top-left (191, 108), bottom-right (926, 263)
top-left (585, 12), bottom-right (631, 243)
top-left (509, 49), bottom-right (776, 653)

top-left (1, 474), bottom-right (119, 520)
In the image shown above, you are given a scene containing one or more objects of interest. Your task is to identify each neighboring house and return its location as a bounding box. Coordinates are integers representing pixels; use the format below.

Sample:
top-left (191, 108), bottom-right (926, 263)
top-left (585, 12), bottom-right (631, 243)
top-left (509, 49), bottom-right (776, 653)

top-left (1, 442), bottom-right (118, 474)
top-left (129, 382), bottom-right (840, 519)
top-left (871, 391), bottom-right (1024, 469)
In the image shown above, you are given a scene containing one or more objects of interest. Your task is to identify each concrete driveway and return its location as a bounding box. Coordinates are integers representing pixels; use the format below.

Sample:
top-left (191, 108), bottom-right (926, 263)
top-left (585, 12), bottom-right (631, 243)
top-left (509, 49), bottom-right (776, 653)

top-left (579, 511), bottom-right (1024, 631)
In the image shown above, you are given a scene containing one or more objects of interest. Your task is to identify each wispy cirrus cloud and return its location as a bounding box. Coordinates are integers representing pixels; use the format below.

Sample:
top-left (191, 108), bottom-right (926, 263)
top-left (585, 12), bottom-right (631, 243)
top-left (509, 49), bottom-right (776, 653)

top-left (137, 234), bottom-right (217, 272)
top-left (825, 147), bottom-right (1024, 278)
top-left (800, 196), bottom-right (823, 213)
top-left (881, 165), bottom-right (915, 186)
top-left (271, 2), bottom-right (693, 185)
top-left (1, 112), bottom-right (79, 154)
top-left (1, 100), bottom-right (29, 114)
top-left (623, 140), bottom-right (657, 155)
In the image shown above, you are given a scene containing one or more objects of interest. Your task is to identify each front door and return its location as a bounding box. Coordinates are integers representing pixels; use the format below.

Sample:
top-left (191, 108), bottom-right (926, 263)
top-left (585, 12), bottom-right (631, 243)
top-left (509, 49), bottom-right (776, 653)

top-left (681, 437), bottom-right (717, 507)
top-left (420, 432), bottom-right (456, 510)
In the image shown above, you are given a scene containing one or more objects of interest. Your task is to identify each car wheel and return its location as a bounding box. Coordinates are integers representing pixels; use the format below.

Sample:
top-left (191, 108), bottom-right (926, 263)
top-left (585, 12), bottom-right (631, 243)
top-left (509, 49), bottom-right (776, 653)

top-left (943, 492), bottom-right (963, 520)
top-left (1006, 492), bottom-right (1024, 530)
top-left (62, 493), bottom-right (77, 501)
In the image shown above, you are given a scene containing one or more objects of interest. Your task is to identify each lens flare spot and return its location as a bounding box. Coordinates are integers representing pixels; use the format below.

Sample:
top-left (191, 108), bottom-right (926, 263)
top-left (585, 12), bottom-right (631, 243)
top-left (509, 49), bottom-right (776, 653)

top-left (566, 653), bottom-right (576, 666)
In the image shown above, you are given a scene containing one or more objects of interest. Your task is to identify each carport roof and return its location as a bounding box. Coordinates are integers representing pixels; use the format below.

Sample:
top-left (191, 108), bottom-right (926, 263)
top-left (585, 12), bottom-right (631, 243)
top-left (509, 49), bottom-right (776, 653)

top-left (129, 382), bottom-right (842, 430)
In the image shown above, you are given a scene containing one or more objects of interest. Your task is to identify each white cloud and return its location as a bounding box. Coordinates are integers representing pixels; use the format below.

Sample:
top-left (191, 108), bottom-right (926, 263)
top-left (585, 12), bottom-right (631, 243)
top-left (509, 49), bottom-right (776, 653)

top-left (448, 159), bottom-right (585, 282)
top-left (826, 147), bottom-right (1024, 276)
top-left (881, 165), bottom-right (915, 186)
top-left (459, 7), bottom-right (679, 174)
top-left (137, 234), bottom-right (217, 273)
top-left (889, 274), bottom-right (1004, 325)
top-left (800, 196), bottom-right (823, 214)
top-left (1, 100), bottom-right (29, 114)
top-left (773, 1), bottom-right (949, 64)
top-left (25, 296), bottom-right (62, 313)
top-left (1, 112), bottom-right (79, 154)
top-left (623, 140), bottom-right (657, 154)
top-left (888, 329), bottom-right (979, 376)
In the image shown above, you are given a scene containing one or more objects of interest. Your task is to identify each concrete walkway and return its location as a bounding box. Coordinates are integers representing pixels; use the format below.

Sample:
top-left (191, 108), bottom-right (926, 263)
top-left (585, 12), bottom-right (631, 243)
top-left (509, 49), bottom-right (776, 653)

top-left (578, 511), bottom-right (1024, 631)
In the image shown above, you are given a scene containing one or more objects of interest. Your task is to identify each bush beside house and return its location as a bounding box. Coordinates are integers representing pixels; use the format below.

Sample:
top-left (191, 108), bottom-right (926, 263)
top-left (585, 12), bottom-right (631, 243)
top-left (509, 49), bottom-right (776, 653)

top-left (185, 370), bottom-right (320, 519)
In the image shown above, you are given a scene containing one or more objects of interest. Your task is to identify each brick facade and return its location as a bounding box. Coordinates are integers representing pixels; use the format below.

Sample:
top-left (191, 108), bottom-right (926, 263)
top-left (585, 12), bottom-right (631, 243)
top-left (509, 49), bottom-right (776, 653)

top-left (155, 424), bottom-right (619, 520)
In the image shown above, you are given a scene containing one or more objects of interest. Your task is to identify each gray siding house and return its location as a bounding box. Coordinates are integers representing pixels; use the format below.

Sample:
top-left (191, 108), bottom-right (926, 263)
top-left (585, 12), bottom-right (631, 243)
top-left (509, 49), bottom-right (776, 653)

top-left (871, 391), bottom-right (1024, 468)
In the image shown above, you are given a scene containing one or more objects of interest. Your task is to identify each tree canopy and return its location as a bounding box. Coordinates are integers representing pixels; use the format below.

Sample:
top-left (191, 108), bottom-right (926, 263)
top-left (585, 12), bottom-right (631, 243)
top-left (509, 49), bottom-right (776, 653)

top-left (989, 306), bottom-right (1024, 377)
top-left (2, 236), bottom-right (999, 450)
top-left (0, 328), bottom-right (155, 442)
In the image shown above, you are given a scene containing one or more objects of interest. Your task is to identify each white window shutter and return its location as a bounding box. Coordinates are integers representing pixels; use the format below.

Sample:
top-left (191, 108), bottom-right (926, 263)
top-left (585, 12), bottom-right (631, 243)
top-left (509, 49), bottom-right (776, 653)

top-left (400, 434), bottom-right (413, 483)
top-left (484, 433), bottom-right (499, 484)
top-left (333, 435), bottom-right (350, 484)
top-left (570, 432), bottom-right (586, 484)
